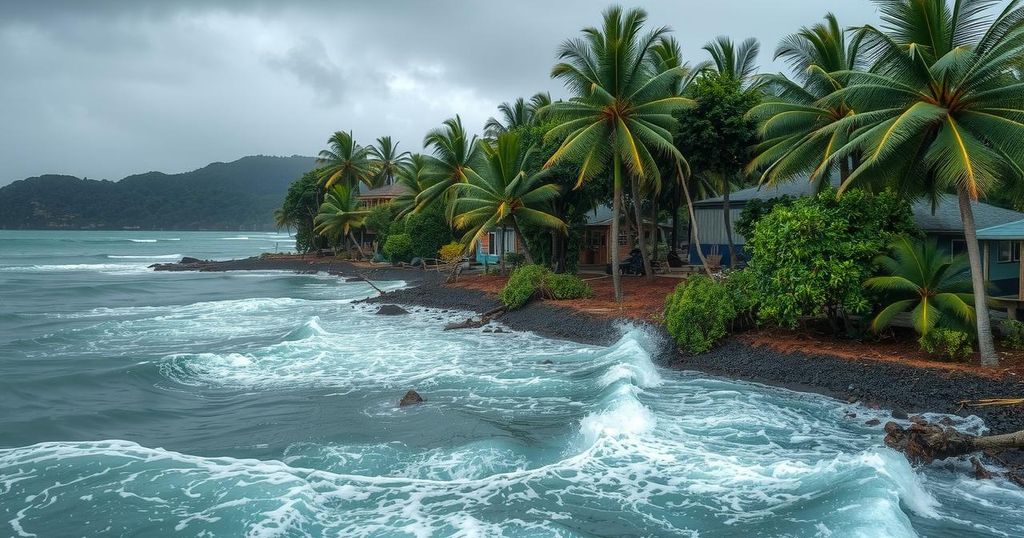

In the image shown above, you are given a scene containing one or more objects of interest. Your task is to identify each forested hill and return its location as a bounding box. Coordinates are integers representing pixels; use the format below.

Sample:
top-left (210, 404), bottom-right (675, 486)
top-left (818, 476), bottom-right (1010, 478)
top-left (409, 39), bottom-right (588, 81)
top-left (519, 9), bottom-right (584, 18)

top-left (0, 155), bottom-right (316, 231)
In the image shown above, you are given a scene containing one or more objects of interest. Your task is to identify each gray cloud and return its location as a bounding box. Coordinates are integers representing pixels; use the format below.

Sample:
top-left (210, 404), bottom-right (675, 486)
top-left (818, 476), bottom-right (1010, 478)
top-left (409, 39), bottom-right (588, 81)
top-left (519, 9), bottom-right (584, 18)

top-left (0, 1), bottom-right (881, 184)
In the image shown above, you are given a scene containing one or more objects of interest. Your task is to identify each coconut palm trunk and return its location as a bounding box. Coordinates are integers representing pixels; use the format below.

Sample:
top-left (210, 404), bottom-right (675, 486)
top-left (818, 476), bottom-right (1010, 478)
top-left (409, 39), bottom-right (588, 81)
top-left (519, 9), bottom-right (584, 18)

top-left (611, 155), bottom-right (624, 302)
top-left (958, 189), bottom-right (997, 365)
top-left (677, 161), bottom-right (713, 277)
top-left (511, 220), bottom-right (535, 265)
top-left (632, 177), bottom-right (654, 280)
top-left (651, 196), bottom-right (660, 267)
top-left (348, 231), bottom-right (366, 259)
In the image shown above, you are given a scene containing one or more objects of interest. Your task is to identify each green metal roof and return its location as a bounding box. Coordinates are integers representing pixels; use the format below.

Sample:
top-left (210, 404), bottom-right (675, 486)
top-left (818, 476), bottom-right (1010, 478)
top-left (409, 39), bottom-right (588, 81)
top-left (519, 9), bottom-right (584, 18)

top-left (977, 219), bottom-right (1024, 240)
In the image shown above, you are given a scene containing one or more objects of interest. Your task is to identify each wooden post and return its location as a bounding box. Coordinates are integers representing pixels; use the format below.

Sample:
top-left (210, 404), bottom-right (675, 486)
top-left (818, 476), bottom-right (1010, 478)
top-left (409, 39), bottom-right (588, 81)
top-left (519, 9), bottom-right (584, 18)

top-left (1019, 241), bottom-right (1024, 301)
top-left (983, 241), bottom-right (990, 281)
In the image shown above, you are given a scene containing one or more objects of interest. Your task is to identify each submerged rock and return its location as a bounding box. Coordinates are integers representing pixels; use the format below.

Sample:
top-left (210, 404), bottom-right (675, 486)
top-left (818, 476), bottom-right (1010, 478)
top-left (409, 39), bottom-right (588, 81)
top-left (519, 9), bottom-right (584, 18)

top-left (891, 408), bottom-right (909, 420)
top-left (399, 390), bottom-right (424, 407)
top-left (375, 305), bottom-right (409, 316)
top-left (865, 419), bottom-right (881, 427)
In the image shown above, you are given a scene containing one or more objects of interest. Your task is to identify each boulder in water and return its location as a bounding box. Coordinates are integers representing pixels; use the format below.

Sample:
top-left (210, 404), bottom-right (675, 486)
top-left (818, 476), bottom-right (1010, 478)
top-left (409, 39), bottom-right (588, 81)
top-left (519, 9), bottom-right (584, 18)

top-left (376, 305), bottom-right (409, 316)
top-left (399, 390), bottom-right (424, 407)
top-left (179, 257), bottom-right (203, 264)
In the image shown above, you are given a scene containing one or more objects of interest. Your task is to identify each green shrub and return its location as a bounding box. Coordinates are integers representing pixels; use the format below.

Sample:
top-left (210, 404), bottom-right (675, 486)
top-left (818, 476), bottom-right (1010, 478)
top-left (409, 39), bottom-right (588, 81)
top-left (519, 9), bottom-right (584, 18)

top-left (1000, 319), bottom-right (1024, 350)
top-left (919, 329), bottom-right (973, 361)
top-left (406, 204), bottom-right (453, 259)
top-left (503, 252), bottom-right (527, 269)
top-left (439, 242), bottom-right (465, 262)
top-left (383, 234), bottom-right (414, 263)
top-left (545, 273), bottom-right (593, 300)
top-left (745, 188), bottom-right (918, 331)
top-left (723, 269), bottom-right (758, 328)
top-left (664, 275), bottom-right (736, 354)
top-left (365, 203), bottom-right (398, 247)
top-left (500, 265), bottom-right (548, 309)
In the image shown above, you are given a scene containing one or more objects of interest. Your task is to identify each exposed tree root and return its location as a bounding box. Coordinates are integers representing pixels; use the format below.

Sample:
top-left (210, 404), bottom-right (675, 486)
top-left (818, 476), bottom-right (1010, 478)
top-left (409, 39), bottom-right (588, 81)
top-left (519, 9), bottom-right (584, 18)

top-left (444, 305), bottom-right (507, 331)
top-left (884, 419), bottom-right (1024, 486)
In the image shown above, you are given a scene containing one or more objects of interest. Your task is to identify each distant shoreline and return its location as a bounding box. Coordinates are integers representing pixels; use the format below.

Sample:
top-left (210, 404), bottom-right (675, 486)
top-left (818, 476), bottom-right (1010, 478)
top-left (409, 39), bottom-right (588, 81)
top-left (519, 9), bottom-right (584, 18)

top-left (153, 254), bottom-right (1024, 440)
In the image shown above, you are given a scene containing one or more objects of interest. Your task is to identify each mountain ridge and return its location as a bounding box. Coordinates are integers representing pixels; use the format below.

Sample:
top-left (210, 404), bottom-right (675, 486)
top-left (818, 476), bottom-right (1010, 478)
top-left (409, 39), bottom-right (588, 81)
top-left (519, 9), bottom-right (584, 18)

top-left (0, 155), bottom-right (316, 231)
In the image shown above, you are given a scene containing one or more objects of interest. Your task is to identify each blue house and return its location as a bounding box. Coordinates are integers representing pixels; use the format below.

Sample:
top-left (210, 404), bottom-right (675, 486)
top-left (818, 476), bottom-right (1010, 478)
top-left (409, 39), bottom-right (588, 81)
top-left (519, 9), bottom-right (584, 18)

top-left (689, 182), bottom-right (1024, 295)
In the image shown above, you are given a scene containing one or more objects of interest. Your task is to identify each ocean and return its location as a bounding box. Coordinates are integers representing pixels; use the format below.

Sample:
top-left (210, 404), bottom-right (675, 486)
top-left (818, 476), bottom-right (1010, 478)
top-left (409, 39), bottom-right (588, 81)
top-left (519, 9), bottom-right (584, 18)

top-left (0, 230), bottom-right (1021, 537)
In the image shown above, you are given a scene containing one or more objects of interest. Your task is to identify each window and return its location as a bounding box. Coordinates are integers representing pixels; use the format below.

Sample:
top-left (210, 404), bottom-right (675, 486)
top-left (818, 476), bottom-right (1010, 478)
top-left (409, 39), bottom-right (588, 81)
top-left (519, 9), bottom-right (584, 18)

top-left (486, 232), bottom-right (497, 255)
top-left (997, 241), bottom-right (1021, 263)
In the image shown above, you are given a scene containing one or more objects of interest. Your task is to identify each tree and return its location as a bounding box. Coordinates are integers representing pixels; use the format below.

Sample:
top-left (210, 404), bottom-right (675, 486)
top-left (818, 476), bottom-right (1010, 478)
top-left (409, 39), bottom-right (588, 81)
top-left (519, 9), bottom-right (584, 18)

top-left (316, 131), bottom-right (375, 190)
top-left (415, 116), bottom-right (484, 215)
top-left (393, 154), bottom-right (442, 217)
top-left (865, 235), bottom-right (975, 336)
top-left (748, 13), bottom-right (867, 187)
top-left (313, 184), bottom-right (371, 258)
top-left (825, 0), bottom-right (1024, 365)
top-left (368, 136), bottom-right (411, 187)
top-left (483, 93), bottom-right (552, 139)
top-left (452, 131), bottom-right (566, 274)
top-left (692, 36), bottom-right (762, 267)
top-left (674, 72), bottom-right (760, 267)
top-left (278, 170), bottom-right (320, 253)
top-left (544, 5), bottom-right (691, 301)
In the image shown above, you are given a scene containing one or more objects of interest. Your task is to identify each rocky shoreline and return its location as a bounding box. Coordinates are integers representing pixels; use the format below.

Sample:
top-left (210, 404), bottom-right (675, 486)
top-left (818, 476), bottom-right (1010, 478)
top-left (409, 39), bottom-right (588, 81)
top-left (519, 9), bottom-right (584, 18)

top-left (153, 256), bottom-right (1024, 437)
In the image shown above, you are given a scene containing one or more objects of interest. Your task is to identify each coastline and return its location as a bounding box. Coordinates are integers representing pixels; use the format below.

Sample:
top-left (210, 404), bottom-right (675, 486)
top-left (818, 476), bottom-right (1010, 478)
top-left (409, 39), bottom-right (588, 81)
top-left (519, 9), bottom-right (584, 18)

top-left (153, 255), bottom-right (1024, 436)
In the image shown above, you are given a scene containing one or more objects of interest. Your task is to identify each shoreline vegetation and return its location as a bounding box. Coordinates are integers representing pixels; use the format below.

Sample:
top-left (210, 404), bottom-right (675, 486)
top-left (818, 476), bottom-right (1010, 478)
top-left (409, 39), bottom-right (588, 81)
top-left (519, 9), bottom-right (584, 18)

top-left (153, 256), bottom-right (1024, 463)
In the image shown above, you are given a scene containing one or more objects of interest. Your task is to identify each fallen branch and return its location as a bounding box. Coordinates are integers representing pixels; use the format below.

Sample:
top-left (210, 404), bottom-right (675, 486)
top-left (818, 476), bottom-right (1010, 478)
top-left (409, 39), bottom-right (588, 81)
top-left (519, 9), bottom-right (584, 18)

top-left (357, 273), bottom-right (386, 296)
top-left (959, 398), bottom-right (1024, 408)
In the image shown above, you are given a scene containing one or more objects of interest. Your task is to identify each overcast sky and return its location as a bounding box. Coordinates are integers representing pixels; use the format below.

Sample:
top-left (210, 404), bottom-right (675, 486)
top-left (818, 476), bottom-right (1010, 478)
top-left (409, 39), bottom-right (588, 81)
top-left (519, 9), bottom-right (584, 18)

top-left (0, 1), bottom-right (882, 185)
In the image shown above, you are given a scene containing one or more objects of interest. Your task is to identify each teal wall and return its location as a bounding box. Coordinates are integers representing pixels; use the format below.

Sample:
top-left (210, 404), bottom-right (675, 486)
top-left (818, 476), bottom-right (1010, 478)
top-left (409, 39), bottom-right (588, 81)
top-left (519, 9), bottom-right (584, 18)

top-left (933, 233), bottom-right (1019, 296)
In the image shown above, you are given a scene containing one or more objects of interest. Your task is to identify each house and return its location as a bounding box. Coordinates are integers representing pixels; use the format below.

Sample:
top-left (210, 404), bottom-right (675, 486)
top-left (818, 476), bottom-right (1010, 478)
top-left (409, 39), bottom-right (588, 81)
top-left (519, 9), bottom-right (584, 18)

top-left (689, 181), bottom-right (1024, 295)
top-left (475, 228), bottom-right (523, 265)
top-left (356, 183), bottom-right (407, 208)
top-left (578, 205), bottom-right (671, 266)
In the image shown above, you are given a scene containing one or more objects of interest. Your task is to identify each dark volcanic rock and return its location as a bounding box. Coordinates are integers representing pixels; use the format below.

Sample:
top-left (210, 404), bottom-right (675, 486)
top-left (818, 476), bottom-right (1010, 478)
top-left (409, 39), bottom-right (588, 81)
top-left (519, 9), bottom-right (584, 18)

top-left (179, 257), bottom-right (204, 264)
top-left (375, 305), bottom-right (409, 316)
top-left (892, 408), bottom-right (909, 420)
top-left (399, 390), bottom-right (424, 407)
top-left (865, 419), bottom-right (882, 427)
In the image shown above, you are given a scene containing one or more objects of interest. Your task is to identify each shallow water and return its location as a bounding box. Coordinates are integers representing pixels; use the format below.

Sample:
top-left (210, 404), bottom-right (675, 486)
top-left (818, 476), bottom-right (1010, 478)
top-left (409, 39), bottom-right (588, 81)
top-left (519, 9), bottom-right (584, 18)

top-left (1, 230), bottom-right (1022, 537)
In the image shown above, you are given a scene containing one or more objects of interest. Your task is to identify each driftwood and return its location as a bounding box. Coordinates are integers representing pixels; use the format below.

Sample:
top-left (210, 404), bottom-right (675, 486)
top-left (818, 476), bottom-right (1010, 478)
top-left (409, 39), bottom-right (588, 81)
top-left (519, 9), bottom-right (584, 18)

top-left (356, 273), bottom-right (386, 296)
top-left (884, 420), bottom-right (1024, 464)
top-left (444, 305), bottom-right (507, 330)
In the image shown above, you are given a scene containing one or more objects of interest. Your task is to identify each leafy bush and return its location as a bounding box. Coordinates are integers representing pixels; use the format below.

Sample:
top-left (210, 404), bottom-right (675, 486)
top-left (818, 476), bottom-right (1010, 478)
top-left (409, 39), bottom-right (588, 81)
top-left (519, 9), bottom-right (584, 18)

top-left (365, 203), bottom-right (398, 247)
top-left (383, 234), bottom-right (414, 263)
top-left (919, 328), bottom-right (973, 361)
top-left (500, 265), bottom-right (549, 309)
top-left (745, 188), bottom-right (918, 332)
top-left (664, 275), bottom-right (736, 354)
top-left (723, 269), bottom-right (758, 329)
top-left (406, 204), bottom-right (453, 259)
top-left (499, 265), bottom-right (593, 309)
top-left (1000, 319), bottom-right (1024, 350)
top-left (545, 273), bottom-right (593, 300)
top-left (439, 242), bottom-right (465, 262)
top-left (504, 252), bottom-right (527, 269)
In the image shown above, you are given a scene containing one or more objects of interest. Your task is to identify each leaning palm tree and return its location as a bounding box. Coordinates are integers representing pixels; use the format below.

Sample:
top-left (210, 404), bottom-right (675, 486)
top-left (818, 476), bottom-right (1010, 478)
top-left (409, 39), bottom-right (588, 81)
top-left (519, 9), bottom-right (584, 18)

top-left (484, 92), bottom-right (553, 138)
top-left (748, 14), bottom-right (867, 187)
top-left (273, 208), bottom-right (292, 234)
top-left (865, 235), bottom-right (974, 336)
top-left (313, 184), bottom-right (371, 258)
top-left (414, 115), bottom-right (484, 216)
top-left (452, 131), bottom-right (566, 274)
top-left (316, 131), bottom-right (375, 190)
top-left (825, 0), bottom-right (1024, 365)
top-left (368, 136), bottom-right (411, 187)
top-left (393, 153), bottom-right (442, 217)
top-left (543, 5), bottom-right (692, 301)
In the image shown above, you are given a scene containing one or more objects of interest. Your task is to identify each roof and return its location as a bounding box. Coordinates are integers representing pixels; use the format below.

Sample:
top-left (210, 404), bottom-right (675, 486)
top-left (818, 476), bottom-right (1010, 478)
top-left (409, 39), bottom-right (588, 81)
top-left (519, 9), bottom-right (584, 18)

top-left (356, 183), bottom-right (408, 199)
top-left (582, 204), bottom-right (670, 228)
top-left (912, 195), bottom-right (1024, 233)
top-left (977, 219), bottom-right (1024, 240)
top-left (694, 177), bottom-right (1024, 235)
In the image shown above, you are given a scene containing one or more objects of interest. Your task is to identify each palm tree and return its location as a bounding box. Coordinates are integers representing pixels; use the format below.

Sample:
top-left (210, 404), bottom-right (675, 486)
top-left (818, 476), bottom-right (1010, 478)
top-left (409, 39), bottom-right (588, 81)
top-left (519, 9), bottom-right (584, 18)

top-left (414, 115), bottom-right (484, 215)
top-left (368, 136), bottom-right (411, 187)
top-left (316, 131), bottom-right (375, 190)
top-left (273, 208), bottom-right (292, 234)
top-left (544, 6), bottom-right (691, 301)
top-left (484, 93), bottom-right (552, 138)
top-left (393, 154), bottom-right (442, 216)
top-left (865, 235), bottom-right (974, 336)
top-left (452, 131), bottom-right (566, 274)
top-left (747, 14), bottom-right (867, 187)
top-left (313, 184), bottom-right (371, 258)
top-left (825, 0), bottom-right (1024, 365)
top-left (701, 36), bottom-right (761, 267)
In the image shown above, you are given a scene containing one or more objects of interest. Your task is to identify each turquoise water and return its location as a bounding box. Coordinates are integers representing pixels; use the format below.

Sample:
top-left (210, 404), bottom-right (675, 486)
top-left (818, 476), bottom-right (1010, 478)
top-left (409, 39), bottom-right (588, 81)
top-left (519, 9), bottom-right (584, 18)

top-left (1, 231), bottom-right (1022, 537)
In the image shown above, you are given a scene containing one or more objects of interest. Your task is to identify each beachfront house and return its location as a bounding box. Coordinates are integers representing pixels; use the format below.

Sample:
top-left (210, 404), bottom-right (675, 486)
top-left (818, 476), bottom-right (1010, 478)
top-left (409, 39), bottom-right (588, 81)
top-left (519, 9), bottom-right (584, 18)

top-left (474, 228), bottom-right (523, 265)
top-left (578, 205), bottom-right (671, 267)
top-left (689, 181), bottom-right (1024, 295)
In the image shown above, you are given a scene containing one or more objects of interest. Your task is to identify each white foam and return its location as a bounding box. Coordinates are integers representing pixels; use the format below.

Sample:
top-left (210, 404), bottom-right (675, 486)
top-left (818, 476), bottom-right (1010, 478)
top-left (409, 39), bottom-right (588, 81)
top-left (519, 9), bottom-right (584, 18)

top-left (107, 254), bottom-right (182, 260)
